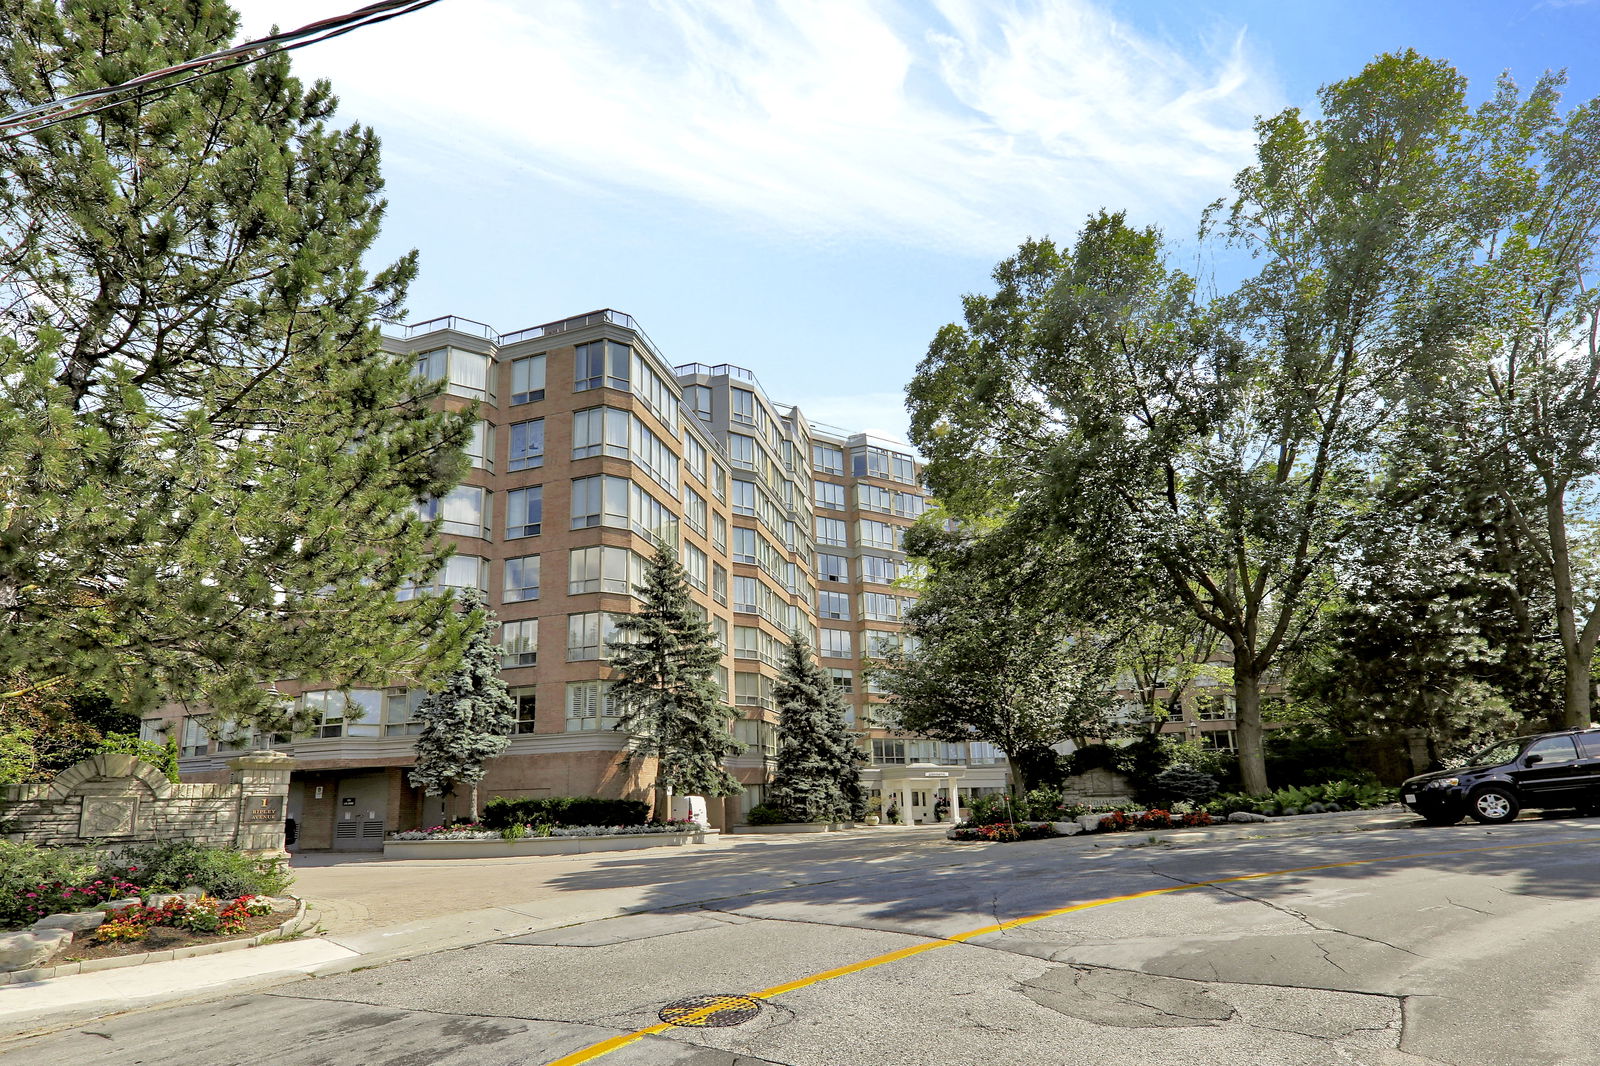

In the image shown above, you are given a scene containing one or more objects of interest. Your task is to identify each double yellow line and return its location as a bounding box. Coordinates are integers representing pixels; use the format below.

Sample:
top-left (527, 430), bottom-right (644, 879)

top-left (545, 837), bottom-right (1584, 1065)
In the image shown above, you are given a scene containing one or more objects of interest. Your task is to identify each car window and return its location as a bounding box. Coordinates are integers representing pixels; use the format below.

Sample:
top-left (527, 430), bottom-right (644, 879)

top-left (1471, 741), bottom-right (1524, 766)
top-left (1523, 736), bottom-right (1580, 763)
top-left (1580, 734), bottom-right (1600, 758)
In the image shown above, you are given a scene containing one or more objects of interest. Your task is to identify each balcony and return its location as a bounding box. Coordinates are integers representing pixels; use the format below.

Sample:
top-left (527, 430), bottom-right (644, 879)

top-left (672, 362), bottom-right (757, 382)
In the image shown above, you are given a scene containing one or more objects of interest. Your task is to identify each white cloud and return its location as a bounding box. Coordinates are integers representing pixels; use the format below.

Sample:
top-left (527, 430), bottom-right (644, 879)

top-left (235, 0), bottom-right (1276, 256)
top-left (790, 391), bottom-right (914, 450)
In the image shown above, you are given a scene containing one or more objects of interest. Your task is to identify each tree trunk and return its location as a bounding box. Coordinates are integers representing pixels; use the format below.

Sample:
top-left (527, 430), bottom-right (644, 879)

top-left (1007, 749), bottom-right (1031, 795)
top-left (1547, 484), bottom-right (1592, 729)
top-left (1234, 671), bottom-right (1270, 795)
top-left (469, 781), bottom-right (480, 823)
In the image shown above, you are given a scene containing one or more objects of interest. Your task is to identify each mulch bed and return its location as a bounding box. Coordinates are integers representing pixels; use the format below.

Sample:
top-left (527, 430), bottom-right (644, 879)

top-left (51, 912), bottom-right (289, 963)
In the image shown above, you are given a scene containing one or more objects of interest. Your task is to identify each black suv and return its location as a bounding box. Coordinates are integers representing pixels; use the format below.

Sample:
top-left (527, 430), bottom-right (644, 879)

top-left (1401, 727), bottom-right (1600, 825)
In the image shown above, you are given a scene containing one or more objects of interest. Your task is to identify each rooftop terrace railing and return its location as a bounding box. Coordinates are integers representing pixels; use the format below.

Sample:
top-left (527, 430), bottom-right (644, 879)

top-left (393, 315), bottom-right (498, 340)
top-left (672, 362), bottom-right (757, 382)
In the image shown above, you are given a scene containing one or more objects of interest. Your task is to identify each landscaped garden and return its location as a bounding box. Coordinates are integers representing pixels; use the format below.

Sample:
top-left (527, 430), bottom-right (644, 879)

top-left (0, 839), bottom-right (296, 969)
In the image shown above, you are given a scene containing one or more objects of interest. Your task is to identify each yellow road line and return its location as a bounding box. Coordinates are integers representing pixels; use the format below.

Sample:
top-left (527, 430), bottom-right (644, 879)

top-left (543, 837), bottom-right (1588, 1066)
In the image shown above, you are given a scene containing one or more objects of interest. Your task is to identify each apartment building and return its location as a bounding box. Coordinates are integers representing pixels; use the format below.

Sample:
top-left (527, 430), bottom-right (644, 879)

top-left (157, 310), bottom-right (1009, 848)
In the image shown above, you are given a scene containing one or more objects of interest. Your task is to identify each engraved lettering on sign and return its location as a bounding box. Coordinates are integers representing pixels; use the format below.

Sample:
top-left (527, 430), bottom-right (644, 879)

top-left (79, 797), bottom-right (137, 838)
top-left (242, 796), bottom-right (285, 824)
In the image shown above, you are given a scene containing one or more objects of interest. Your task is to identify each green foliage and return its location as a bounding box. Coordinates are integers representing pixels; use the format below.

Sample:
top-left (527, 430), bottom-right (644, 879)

top-left (0, 1), bottom-right (474, 726)
top-left (875, 519), bottom-right (1122, 793)
top-left (479, 795), bottom-right (650, 830)
top-left (0, 841), bottom-right (99, 926)
top-left (1207, 781), bottom-right (1397, 818)
top-left (743, 804), bottom-right (790, 826)
top-left (409, 590), bottom-right (516, 813)
top-left (767, 635), bottom-right (862, 823)
top-left (608, 546), bottom-right (743, 799)
top-left (96, 733), bottom-right (181, 783)
top-left (105, 841), bottom-right (293, 899)
top-left (1151, 765), bottom-right (1220, 805)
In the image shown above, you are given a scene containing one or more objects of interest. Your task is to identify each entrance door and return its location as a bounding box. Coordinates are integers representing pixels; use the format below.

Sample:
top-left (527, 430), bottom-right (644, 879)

top-left (334, 772), bottom-right (389, 851)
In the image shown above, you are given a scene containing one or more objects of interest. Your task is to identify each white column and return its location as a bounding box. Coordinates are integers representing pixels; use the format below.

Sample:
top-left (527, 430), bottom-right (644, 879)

top-left (900, 784), bottom-right (914, 825)
top-left (946, 779), bottom-right (959, 822)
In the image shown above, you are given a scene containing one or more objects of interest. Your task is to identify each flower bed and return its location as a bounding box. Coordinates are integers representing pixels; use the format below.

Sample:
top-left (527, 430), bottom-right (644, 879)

top-left (946, 821), bottom-right (1063, 843)
top-left (383, 820), bottom-right (710, 859)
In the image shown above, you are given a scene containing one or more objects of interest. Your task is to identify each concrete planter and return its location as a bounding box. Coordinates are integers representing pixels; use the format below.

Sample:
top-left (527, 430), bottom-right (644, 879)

top-left (383, 830), bottom-right (708, 859)
top-left (729, 822), bottom-right (834, 834)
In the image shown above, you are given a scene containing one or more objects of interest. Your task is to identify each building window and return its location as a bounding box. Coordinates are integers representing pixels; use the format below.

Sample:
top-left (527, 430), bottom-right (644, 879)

top-left (511, 687), bottom-right (538, 734)
top-left (712, 564), bottom-right (727, 605)
top-left (683, 542), bottom-right (709, 592)
top-left (300, 690), bottom-right (345, 739)
top-left (503, 555), bottom-right (540, 603)
top-left (509, 419), bottom-right (544, 471)
top-left (733, 575), bottom-right (758, 614)
top-left (812, 444), bottom-right (844, 475)
top-left (573, 406), bottom-right (629, 460)
top-left (510, 353), bottom-right (546, 404)
top-left (861, 592), bottom-right (907, 622)
top-left (727, 433), bottom-right (756, 471)
top-left (711, 463), bottom-right (727, 502)
top-left (816, 553), bottom-right (848, 583)
top-left (683, 432), bottom-right (708, 483)
top-left (575, 339), bottom-right (630, 391)
top-left (820, 629), bottom-right (853, 659)
top-left (859, 554), bottom-right (904, 584)
top-left (506, 486), bottom-right (542, 538)
top-left (399, 556), bottom-right (489, 600)
top-left (828, 667), bottom-right (854, 693)
top-left (817, 590), bottom-right (850, 620)
top-left (815, 516), bottom-right (847, 547)
top-left (733, 527), bottom-right (757, 564)
top-left (712, 513), bottom-right (728, 553)
top-left (730, 388), bottom-right (756, 425)
top-left (383, 688), bottom-right (425, 736)
top-left (179, 716), bottom-right (210, 756)
top-left (682, 485), bottom-right (708, 536)
top-left (814, 480), bottom-right (845, 510)
top-left (500, 618), bottom-right (539, 667)
top-left (415, 346), bottom-right (490, 401)
top-left (686, 384), bottom-right (712, 422)
top-left (565, 680), bottom-right (622, 731)
top-left (1201, 728), bottom-right (1239, 751)
top-left (467, 421), bottom-right (494, 471)
top-left (872, 739), bottom-right (906, 765)
top-left (567, 612), bottom-right (622, 661)
top-left (734, 671), bottom-right (773, 709)
top-left (569, 545), bottom-right (646, 596)
top-left (1193, 693), bottom-right (1235, 721)
top-left (417, 485), bottom-right (488, 538)
top-left (857, 519), bottom-right (899, 550)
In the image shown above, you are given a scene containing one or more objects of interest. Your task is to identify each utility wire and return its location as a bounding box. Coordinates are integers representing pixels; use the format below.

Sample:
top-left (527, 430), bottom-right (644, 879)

top-left (0, 0), bottom-right (442, 141)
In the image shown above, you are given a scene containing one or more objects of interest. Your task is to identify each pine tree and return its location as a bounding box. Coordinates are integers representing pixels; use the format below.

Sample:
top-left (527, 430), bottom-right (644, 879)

top-left (408, 591), bottom-right (515, 821)
top-left (768, 634), bottom-right (864, 823)
top-left (608, 545), bottom-right (743, 814)
top-left (0, 2), bottom-right (474, 726)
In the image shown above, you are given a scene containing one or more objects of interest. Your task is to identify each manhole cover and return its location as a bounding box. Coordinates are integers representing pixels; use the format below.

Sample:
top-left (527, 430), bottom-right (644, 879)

top-left (658, 993), bottom-right (764, 1028)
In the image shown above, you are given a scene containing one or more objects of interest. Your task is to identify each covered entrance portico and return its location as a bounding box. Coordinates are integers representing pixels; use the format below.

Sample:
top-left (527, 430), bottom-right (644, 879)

top-left (876, 764), bottom-right (967, 825)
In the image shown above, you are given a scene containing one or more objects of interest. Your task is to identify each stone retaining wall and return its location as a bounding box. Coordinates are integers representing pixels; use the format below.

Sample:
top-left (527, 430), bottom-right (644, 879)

top-left (0, 751), bottom-right (292, 857)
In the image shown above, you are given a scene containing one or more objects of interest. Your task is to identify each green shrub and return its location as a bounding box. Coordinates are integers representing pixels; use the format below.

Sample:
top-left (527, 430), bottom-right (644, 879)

top-left (1152, 765), bottom-right (1220, 805)
top-left (0, 841), bottom-right (101, 927)
top-left (97, 733), bottom-right (181, 783)
top-left (106, 841), bottom-right (293, 898)
top-left (744, 804), bottom-right (788, 825)
top-left (1205, 781), bottom-right (1398, 817)
top-left (480, 795), bottom-right (650, 830)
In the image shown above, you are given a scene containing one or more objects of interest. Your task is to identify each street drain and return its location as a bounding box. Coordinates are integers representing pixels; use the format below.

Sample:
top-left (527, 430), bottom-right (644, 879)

top-left (658, 993), bottom-right (764, 1028)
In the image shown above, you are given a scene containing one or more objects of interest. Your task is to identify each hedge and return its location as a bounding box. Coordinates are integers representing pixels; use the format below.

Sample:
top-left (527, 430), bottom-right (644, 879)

top-left (481, 795), bottom-right (650, 830)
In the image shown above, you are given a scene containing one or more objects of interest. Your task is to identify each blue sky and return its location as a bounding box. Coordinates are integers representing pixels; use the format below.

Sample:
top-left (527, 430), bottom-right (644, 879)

top-left (234, 0), bottom-right (1600, 443)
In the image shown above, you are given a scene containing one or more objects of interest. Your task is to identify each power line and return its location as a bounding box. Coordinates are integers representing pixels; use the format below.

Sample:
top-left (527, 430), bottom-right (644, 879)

top-left (0, 0), bottom-right (442, 141)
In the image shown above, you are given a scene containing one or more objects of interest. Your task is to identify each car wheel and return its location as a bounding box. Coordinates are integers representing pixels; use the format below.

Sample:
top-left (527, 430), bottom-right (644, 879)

top-left (1468, 786), bottom-right (1520, 825)
top-left (1422, 811), bottom-right (1464, 826)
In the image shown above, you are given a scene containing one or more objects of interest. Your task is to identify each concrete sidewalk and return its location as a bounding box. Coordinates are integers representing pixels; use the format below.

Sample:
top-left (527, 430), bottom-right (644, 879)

top-left (0, 807), bottom-right (1424, 1040)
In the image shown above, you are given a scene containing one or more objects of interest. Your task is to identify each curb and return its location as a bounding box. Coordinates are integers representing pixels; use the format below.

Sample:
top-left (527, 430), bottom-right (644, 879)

top-left (0, 898), bottom-right (311, 987)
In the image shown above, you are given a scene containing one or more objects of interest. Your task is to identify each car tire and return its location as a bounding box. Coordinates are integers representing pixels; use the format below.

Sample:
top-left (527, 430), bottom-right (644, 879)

top-left (1467, 786), bottom-right (1520, 825)
top-left (1422, 811), bottom-right (1464, 826)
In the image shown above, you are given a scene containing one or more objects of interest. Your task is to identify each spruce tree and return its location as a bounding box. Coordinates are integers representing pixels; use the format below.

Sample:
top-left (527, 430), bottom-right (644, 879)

top-left (608, 545), bottom-right (743, 814)
top-left (0, 1), bottom-right (473, 725)
top-left (768, 634), bottom-right (864, 823)
top-left (408, 591), bottom-right (515, 821)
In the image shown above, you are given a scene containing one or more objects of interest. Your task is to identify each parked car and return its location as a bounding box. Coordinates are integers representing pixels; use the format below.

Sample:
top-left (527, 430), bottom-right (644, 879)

top-left (1401, 727), bottom-right (1600, 825)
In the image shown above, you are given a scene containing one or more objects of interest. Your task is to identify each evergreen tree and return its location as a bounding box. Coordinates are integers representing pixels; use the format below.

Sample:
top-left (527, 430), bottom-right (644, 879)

top-left (408, 591), bottom-right (515, 821)
top-left (0, 1), bottom-right (474, 725)
top-left (768, 634), bottom-right (864, 823)
top-left (608, 545), bottom-right (743, 813)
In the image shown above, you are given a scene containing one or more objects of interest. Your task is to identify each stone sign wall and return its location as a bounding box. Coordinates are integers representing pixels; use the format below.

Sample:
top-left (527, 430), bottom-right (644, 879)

top-left (1060, 768), bottom-right (1138, 807)
top-left (0, 751), bottom-right (293, 857)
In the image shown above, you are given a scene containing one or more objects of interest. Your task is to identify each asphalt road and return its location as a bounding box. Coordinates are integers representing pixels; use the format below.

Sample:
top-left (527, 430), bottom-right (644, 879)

top-left (6, 818), bottom-right (1600, 1066)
